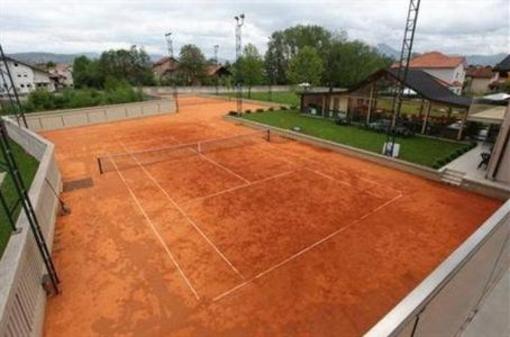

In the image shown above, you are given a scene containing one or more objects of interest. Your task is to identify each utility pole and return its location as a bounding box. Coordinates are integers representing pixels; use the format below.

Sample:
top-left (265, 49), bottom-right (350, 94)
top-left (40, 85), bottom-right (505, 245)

top-left (385, 0), bottom-right (421, 157)
top-left (214, 44), bottom-right (220, 95)
top-left (165, 32), bottom-right (179, 112)
top-left (234, 14), bottom-right (245, 114)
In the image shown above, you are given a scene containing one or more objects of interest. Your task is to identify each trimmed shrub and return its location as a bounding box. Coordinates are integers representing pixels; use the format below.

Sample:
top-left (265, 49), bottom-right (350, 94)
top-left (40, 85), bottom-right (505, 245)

top-left (256, 108), bottom-right (264, 113)
top-left (245, 109), bottom-right (252, 114)
top-left (268, 107), bottom-right (274, 111)
top-left (280, 106), bottom-right (288, 110)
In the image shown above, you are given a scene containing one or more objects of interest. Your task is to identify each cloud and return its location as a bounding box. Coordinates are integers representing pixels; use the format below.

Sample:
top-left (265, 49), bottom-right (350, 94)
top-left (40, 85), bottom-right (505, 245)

top-left (0, 0), bottom-right (508, 59)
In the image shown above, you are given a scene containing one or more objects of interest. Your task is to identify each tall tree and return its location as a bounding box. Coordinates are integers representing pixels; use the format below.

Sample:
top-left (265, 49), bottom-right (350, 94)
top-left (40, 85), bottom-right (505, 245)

top-left (98, 46), bottom-right (154, 86)
top-left (287, 46), bottom-right (324, 86)
top-left (178, 44), bottom-right (207, 85)
top-left (265, 25), bottom-right (332, 84)
top-left (238, 44), bottom-right (265, 98)
top-left (73, 56), bottom-right (102, 88)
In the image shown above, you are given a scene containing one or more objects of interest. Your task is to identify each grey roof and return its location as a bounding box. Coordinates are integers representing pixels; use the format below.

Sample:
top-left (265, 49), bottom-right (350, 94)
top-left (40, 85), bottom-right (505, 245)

top-left (494, 54), bottom-right (510, 72)
top-left (386, 68), bottom-right (472, 108)
top-left (1, 56), bottom-right (50, 74)
top-left (300, 68), bottom-right (472, 108)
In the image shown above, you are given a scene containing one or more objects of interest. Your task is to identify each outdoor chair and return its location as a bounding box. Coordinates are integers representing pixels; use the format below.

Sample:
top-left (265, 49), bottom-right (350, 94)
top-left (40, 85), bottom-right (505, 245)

top-left (478, 152), bottom-right (491, 169)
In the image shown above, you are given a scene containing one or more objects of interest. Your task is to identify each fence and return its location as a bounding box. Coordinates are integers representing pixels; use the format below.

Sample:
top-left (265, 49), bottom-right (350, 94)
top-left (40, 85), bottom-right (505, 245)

top-left (23, 98), bottom-right (175, 131)
top-left (0, 117), bottom-right (62, 337)
top-left (365, 199), bottom-right (510, 337)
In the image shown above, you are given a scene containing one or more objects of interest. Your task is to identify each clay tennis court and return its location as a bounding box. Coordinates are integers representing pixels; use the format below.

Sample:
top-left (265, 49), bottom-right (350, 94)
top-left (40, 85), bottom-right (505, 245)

top-left (42, 96), bottom-right (501, 337)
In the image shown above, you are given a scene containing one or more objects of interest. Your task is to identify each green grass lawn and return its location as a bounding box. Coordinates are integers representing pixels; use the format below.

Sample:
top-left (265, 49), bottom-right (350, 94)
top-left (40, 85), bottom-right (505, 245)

top-left (222, 91), bottom-right (300, 106)
top-left (242, 110), bottom-right (469, 167)
top-left (0, 140), bottom-right (39, 257)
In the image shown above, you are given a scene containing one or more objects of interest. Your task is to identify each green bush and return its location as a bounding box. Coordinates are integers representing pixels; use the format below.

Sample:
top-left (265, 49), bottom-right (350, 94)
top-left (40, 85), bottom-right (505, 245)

top-left (2, 83), bottom-right (146, 114)
top-left (256, 108), bottom-right (264, 113)
top-left (268, 107), bottom-right (274, 111)
top-left (245, 109), bottom-right (252, 114)
top-left (280, 106), bottom-right (288, 110)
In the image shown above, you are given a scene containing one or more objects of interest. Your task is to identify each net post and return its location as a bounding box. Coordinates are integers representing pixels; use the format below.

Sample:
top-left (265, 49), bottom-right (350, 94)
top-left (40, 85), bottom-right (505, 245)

top-left (97, 157), bottom-right (103, 175)
top-left (266, 129), bottom-right (271, 142)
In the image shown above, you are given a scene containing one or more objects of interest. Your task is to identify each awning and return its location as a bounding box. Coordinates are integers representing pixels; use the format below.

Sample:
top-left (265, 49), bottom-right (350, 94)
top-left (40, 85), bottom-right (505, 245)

top-left (468, 106), bottom-right (507, 124)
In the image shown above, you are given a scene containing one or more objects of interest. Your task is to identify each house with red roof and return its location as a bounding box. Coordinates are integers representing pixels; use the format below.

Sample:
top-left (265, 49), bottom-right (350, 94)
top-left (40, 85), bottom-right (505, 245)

top-left (394, 51), bottom-right (466, 95)
top-left (465, 65), bottom-right (496, 94)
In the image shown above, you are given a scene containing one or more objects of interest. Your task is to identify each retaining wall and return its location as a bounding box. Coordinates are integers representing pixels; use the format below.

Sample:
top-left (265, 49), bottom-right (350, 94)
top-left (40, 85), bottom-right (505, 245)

top-left (0, 117), bottom-right (62, 337)
top-left (24, 98), bottom-right (175, 131)
top-left (142, 85), bottom-right (333, 96)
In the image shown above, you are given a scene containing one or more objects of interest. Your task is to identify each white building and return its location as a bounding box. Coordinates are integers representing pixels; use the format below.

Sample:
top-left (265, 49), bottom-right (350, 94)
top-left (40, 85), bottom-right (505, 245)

top-left (0, 57), bottom-right (55, 97)
top-left (393, 51), bottom-right (466, 95)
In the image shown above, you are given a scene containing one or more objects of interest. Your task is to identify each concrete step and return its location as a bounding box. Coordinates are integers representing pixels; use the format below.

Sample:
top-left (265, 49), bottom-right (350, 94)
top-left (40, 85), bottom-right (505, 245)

top-left (441, 168), bottom-right (466, 186)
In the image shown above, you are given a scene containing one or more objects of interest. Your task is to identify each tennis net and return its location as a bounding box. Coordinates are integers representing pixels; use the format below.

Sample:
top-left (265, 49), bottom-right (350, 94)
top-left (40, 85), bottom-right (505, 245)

top-left (98, 129), bottom-right (270, 174)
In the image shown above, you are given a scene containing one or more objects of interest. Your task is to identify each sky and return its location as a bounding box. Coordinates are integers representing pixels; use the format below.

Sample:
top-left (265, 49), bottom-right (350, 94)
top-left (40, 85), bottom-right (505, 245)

top-left (0, 0), bottom-right (509, 60)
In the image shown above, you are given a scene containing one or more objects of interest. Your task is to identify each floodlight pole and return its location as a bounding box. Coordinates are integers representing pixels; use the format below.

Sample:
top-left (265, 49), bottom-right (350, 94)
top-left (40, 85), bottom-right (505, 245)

top-left (214, 44), bottom-right (220, 95)
top-left (165, 32), bottom-right (179, 112)
top-left (385, 0), bottom-right (421, 156)
top-left (234, 14), bottom-right (245, 114)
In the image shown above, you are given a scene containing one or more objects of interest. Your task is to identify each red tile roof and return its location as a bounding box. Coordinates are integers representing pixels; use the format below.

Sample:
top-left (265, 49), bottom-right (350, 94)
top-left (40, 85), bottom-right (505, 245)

top-left (466, 65), bottom-right (493, 78)
top-left (393, 51), bottom-right (465, 69)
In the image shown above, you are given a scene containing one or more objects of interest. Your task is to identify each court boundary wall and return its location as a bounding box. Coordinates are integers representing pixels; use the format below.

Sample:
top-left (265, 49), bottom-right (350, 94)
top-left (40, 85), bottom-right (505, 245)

top-left (227, 116), bottom-right (510, 200)
top-left (0, 117), bottom-right (62, 337)
top-left (23, 98), bottom-right (175, 131)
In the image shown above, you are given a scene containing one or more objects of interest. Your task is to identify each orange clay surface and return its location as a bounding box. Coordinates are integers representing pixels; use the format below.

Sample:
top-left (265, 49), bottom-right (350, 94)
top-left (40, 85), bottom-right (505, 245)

top-left (42, 95), bottom-right (502, 337)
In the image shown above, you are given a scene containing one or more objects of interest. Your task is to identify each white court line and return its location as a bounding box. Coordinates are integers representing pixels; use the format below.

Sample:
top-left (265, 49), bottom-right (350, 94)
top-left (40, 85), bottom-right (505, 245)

top-left (183, 170), bottom-right (296, 206)
top-left (212, 192), bottom-right (403, 302)
top-left (120, 142), bottom-right (245, 280)
top-left (261, 141), bottom-right (403, 196)
top-left (109, 155), bottom-right (201, 300)
top-left (198, 153), bottom-right (250, 184)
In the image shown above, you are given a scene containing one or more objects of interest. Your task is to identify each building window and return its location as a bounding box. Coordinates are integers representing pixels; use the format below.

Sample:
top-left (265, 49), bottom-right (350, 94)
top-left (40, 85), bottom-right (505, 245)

top-left (27, 84), bottom-right (32, 88)
top-left (24, 74), bottom-right (28, 77)
top-left (20, 84), bottom-right (25, 88)
top-left (17, 74), bottom-right (21, 78)
top-left (14, 63), bottom-right (18, 67)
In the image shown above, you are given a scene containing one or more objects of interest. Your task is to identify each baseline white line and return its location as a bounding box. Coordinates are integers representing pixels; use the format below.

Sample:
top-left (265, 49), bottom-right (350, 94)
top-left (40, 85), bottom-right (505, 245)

top-left (120, 142), bottom-right (245, 280)
top-left (109, 156), bottom-right (201, 300)
top-left (212, 192), bottom-right (404, 302)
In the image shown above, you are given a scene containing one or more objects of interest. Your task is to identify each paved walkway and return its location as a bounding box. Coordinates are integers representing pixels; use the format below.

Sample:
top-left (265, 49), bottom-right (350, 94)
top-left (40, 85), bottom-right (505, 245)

top-left (445, 142), bottom-right (510, 191)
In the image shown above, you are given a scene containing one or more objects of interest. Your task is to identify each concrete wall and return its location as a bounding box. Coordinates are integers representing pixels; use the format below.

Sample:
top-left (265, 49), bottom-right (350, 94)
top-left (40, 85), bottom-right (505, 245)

top-left (143, 85), bottom-right (293, 96)
top-left (24, 98), bottom-right (175, 131)
top-left (0, 117), bottom-right (62, 337)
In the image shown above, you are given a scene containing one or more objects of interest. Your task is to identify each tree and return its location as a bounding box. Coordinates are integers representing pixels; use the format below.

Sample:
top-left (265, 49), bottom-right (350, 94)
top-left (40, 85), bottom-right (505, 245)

top-left (98, 46), bottom-right (154, 86)
top-left (324, 40), bottom-right (390, 88)
top-left (287, 46), bottom-right (324, 86)
top-left (73, 56), bottom-right (102, 88)
top-left (265, 25), bottom-right (332, 84)
top-left (237, 44), bottom-right (265, 98)
top-left (178, 44), bottom-right (207, 85)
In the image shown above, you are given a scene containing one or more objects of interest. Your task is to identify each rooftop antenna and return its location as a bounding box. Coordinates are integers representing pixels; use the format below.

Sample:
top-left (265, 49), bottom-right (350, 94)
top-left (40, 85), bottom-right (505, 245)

top-left (385, 0), bottom-right (421, 157)
top-left (234, 14), bottom-right (245, 114)
top-left (165, 32), bottom-right (179, 112)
